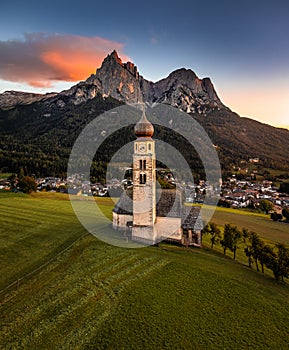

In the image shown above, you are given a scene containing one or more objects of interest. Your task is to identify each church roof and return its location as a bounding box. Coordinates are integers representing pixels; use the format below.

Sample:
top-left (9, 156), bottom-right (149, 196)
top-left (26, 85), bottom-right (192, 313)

top-left (182, 206), bottom-right (203, 230)
top-left (112, 189), bottom-right (202, 230)
top-left (155, 189), bottom-right (183, 217)
top-left (112, 188), bottom-right (133, 215)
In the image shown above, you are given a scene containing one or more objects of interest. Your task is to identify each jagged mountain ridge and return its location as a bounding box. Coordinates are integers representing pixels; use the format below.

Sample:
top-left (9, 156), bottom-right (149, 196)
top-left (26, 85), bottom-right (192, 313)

top-left (57, 50), bottom-right (225, 114)
top-left (0, 50), bottom-right (226, 114)
top-left (0, 50), bottom-right (224, 114)
top-left (0, 90), bottom-right (57, 110)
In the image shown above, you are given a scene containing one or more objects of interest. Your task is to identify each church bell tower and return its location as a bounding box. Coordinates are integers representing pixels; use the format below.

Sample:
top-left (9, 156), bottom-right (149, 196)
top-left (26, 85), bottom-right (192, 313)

top-left (132, 110), bottom-right (156, 230)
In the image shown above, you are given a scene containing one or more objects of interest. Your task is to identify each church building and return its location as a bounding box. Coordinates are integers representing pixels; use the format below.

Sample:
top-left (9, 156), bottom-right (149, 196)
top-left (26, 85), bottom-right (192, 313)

top-left (112, 110), bottom-right (203, 246)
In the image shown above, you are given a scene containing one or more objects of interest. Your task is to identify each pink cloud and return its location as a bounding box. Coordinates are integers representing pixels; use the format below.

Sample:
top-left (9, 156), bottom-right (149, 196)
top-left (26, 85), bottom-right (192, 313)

top-left (28, 80), bottom-right (53, 88)
top-left (0, 33), bottom-right (129, 88)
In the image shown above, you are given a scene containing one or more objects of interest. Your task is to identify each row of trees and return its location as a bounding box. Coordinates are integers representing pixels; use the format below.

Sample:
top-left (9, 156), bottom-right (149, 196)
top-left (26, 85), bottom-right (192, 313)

top-left (202, 223), bottom-right (289, 281)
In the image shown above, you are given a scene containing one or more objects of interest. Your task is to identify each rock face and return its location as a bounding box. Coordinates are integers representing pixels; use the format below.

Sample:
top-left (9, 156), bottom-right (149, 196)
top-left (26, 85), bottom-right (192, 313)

top-left (63, 50), bottom-right (143, 105)
top-left (0, 50), bottom-right (226, 114)
top-left (0, 91), bottom-right (57, 110)
top-left (143, 69), bottom-right (223, 114)
top-left (60, 50), bottom-right (225, 113)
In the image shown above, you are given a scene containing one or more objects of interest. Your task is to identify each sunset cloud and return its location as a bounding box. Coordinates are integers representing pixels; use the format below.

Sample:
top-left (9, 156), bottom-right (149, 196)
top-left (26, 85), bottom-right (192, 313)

top-left (0, 33), bottom-right (129, 88)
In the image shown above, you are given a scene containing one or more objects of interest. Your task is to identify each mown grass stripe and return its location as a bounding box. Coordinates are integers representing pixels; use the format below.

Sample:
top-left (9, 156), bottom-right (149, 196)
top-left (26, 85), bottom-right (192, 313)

top-left (0, 232), bottom-right (89, 296)
top-left (0, 245), bottom-right (168, 349)
top-left (36, 258), bottom-right (169, 349)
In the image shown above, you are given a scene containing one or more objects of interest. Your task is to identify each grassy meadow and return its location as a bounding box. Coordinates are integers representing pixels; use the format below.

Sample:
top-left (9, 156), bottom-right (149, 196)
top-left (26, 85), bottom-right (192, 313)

top-left (1, 192), bottom-right (289, 349)
top-left (0, 173), bottom-right (11, 180)
top-left (211, 206), bottom-right (289, 244)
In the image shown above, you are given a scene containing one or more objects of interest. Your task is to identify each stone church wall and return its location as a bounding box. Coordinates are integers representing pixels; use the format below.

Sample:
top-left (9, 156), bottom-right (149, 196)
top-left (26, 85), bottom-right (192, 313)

top-left (112, 212), bottom-right (132, 229)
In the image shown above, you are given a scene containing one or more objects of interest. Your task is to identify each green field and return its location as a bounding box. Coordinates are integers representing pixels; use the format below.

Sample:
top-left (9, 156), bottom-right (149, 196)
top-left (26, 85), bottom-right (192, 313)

top-left (211, 206), bottom-right (289, 244)
top-left (1, 193), bottom-right (289, 349)
top-left (0, 173), bottom-right (11, 180)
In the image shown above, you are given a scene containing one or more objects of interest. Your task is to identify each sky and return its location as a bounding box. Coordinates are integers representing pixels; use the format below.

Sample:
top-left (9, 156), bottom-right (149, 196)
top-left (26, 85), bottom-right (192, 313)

top-left (0, 0), bottom-right (289, 128)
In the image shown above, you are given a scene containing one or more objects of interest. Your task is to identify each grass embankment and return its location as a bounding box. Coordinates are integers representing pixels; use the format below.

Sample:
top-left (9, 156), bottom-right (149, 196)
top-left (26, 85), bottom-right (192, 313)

top-left (192, 203), bottom-right (289, 244)
top-left (199, 205), bottom-right (289, 270)
top-left (1, 193), bottom-right (289, 349)
top-left (211, 206), bottom-right (289, 244)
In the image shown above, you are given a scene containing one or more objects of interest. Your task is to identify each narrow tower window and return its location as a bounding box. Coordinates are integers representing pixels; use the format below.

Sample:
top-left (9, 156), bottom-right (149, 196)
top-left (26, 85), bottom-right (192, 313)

top-left (140, 173), bottom-right (146, 184)
top-left (139, 160), bottom-right (146, 170)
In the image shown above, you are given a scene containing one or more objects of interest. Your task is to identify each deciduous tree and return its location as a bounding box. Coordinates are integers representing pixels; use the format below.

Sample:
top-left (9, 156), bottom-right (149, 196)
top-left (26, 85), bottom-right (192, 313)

top-left (251, 232), bottom-right (264, 272)
top-left (259, 199), bottom-right (274, 214)
top-left (259, 244), bottom-right (274, 274)
top-left (243, 228), bottom-right (253, 268)
top-left (220, 224), bottom-right (233, 256)
top-left (220, 224), bottom-right (241, 259)
top-left (18, 176), bottom-right (37, 194)
top-left (271, 212), bottom-right (282, 222)
top-left (282, 208), bottom-right (289, 220)
top-left (201, 223), bottom-right (221, 249)
top-left (276, 243), bottom-right (289, 282)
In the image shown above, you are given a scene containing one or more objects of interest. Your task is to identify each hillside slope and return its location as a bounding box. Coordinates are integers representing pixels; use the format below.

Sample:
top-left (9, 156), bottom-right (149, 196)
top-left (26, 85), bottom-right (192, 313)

top-left (0, 94), bottom-right (123, 175)
top-left (193, 109), bottom-right (289, 170)
top-left (1, 193), bottom-right (289, 349)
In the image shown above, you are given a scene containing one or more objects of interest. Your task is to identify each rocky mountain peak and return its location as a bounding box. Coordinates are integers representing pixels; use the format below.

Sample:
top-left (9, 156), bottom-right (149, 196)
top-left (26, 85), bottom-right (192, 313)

top-left (1, 50), bottom-right (225, 113)
top-left (147, 67), bottom-right (223, 114)
top-left (99, 50), bottom-right (123, 68)
top-left (90, 50), bottom-right (143, 103)
top-left (62, 50), bottom-right (143, 104)
top-left (167, 68), bottom-right (198, 80)
top-left (96, 50), bottom-right (139, 80)
top-left (100, 51), bottom-right (224, 113)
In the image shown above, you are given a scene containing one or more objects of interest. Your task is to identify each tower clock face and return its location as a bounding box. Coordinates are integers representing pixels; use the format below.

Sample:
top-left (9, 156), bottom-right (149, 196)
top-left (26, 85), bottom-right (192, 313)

top-left (139, 143), bottom-right (146, 153)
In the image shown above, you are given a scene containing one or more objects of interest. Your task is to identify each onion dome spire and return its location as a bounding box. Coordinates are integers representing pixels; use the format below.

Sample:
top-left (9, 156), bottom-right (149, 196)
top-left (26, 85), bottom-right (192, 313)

top-left (134, 108), bottom-right (154, 138)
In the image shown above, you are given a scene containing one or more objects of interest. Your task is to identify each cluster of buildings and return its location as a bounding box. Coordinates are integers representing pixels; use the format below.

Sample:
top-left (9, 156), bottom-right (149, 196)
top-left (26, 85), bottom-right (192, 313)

top-left (0, 179), bottom-right (11, 190)
top-left (2, 169), bottom-right (288, 216)
top-left (220, 176), bottom-right (289, 212)
top-left (1, 171), bottom-right (288, 216)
